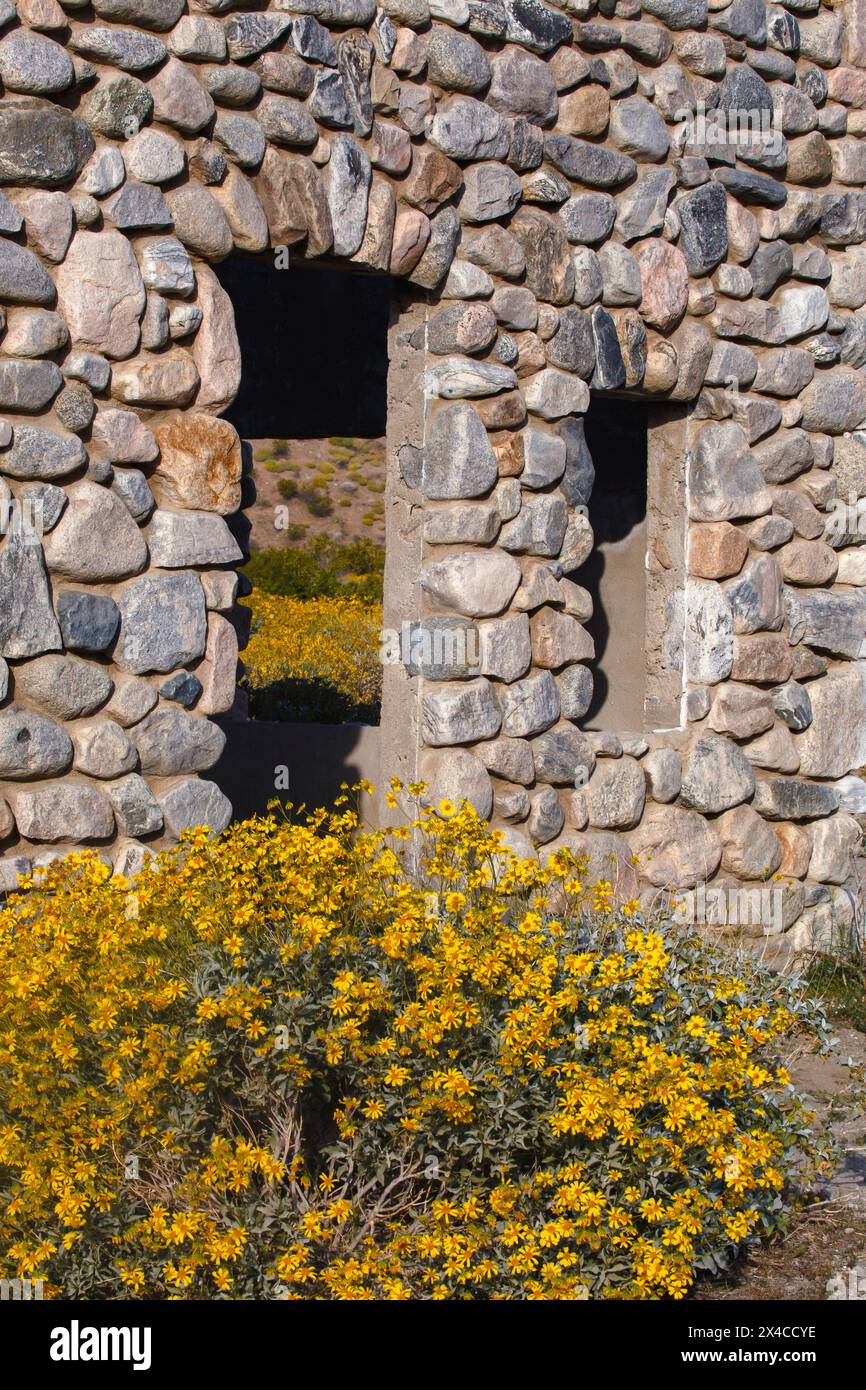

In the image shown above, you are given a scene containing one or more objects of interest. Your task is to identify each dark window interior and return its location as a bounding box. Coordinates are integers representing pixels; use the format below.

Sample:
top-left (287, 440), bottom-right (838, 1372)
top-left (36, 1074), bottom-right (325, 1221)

top-left (573, 397), bottom-right (648, 732)
top-left (216, 257), bottom-right (393, 438)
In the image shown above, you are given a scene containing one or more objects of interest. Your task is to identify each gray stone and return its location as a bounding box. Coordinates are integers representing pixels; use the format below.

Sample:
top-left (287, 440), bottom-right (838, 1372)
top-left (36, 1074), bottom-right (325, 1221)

top-left (112, 468), bottom-right (154, 522)
top-left (683, 581), bottom-right (734, 684)
top-left (309, 69), bottom-right (353, 129)
top-left (500, 668), bottom-right (560, 736)
top-left (43, 481), bottom-right (147, 581)
top-left (421, 402), bottom-right (497, 499)
top-left (795, 666), bottom-right (866, 777)
top-left (520, 427), bottom-right (567, 489)
top-left (106, 773), bottom-right (164, 836)
top-left (14, 653), bottom-right (112, 720)
top-left (752, 779), bottom-right (840, 821)
top-left (56, 591), bottom-right (120, 653)
top-left (615, 167), bottom-right (676, 241)
top-left (422, 677), bottom-right (501, 746)
top-left (0, 359), bottom-right (61, 412)
top-left (70, 27), bottom-right (167, 73)
top-left (644, 747), bottom-right (681, 802)
top-left (609, 94), bottom-right (669, 162)
top-left (0, 424), bottom-right (85, 481)
top-left (545, 307), bottom-right (595, 377)
top-left (559, 192), bottom-right (617, 245)
top-left (676, 182), bottom-right (729, 276)
top-left (126, 127), bottom-right (186, 183)
top-left (104, 674), bottom-right (157, 728)
top-left (705, 341), bottom-right (758, 388)
top-left (202, 64), bottom-right (261, 106)
top-left (0, 31), bottom-right (73, 94)
top-left (84, 76), bottom-right (153, 139)
top-left (12, 785), bottom-right (114, 842)
top-left (723, 554), bottom-right (783, 633)
top-left (630, 804), bottom-right (723, 888)
top-left (688, 421), bottom-right (772, 520)
top-left (138, 235), bottom-right (195, 295)
top-left (784, 586), bottom-right (866, 659)
top-left (598, 242), bottom-right (642, 307)
top-left (428, 95), bottom-right (509, 162)
top-left (500, 491), bottom-right (568, 555)
top-left (0, 95), bottom-right (94, 186)
top-left (324, 134), bottom-right (370, 256)
top-left (557, 662), bottom-right (594, 720)
top-left (716, 804), bottom-right (782, 879)
top-left (527, 787), bottom-right (563, 844)
top-left (0, 530), bottom-right (61, 658)
top-left (146, 510), bottom-right (241, 567)
top-left (426, 25), bottom-right (490, 93)
top-left (800, 366), bottom-right (866, 433)
top-left (74, 720), bottom-right (137, 779)
top-left (133, 707), bottom-right (225, 775)
top-left (773, 680), bottom-right (813, 732)
top-left (425, 748), bottom-right (494, 822)
top-left (680, 734), bottom-right (757, 812)
top-left (584, 757), bottom-right (645, 829)
top-left (55, 383), bottom-right (96, 434)
top-left (160, 671), bottom-right (201, 707)
top-left (0, 705), bottom-right (71, 780)
top-left (532, 726), bottom-right (595, 786)
top-left (544, 134), bottom-right (636, 188)
top-left (420, 549), bottom-right (521, 617)
top-left (116, 571), bottom-right (207, 673)
top-left (224, 12), bottom-right (292, 62)
top-left (423, 356), bottom-right (516, 398)
top-left (749, 239), bottom-right (794, 298)
top-left (460, 161), bottom-right (522, 223)
top-left (0, 237), bottom-right (54, 305)
top-left (21, 482), bottom-right (66, 533)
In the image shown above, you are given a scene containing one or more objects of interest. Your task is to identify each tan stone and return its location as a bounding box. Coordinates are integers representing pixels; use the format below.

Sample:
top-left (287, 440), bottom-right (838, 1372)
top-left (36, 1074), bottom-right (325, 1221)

top-left (636, 239), bottom-right (689, 332)
top-left (192, 264), bottom-right (241, 415)
top-left (353, 178), bottom-right (395, 271)
top-left (687, 522), bottom-right (748, 579)
top-left (786, 131), bottom-right (833, 185)
top-left (530, 607), bottom-right (594, 668)
top-left (731, 634), bottom-right (794, 684)
top-left (776, 822), bottom-right (812, 878)
top-left (255, 145), bottom-right (309, 247)
top-left (558, 85), bottom-right (610, 137)
top-left (643, 334), bottom-right (679, 392)
top-left (155, 413), bottom-right (242, 515)
top-left (55, 230), bottom-right (145, 361)
top-left (401, 147), bottom-right (462, 215)
top-left (196, 614), bottom-right (238, 715)
top-left (493, 432), bottom-right (525, 477)
top-left (111, 350), bottom-right (200, 407)
top-left (211, 167), bottom-right (269, 254)
top-left (389, 207), bottom-right (430, 275)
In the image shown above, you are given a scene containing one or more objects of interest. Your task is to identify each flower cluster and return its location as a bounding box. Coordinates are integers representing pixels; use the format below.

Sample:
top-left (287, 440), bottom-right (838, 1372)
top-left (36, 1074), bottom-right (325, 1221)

top-left (240, 591), bottom-right (382, 722)
top-left (0, 787), bottom-right (830, 1300)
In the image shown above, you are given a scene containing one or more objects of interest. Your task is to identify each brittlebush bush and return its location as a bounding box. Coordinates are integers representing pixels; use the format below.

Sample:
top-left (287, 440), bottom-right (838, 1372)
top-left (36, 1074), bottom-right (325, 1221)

top-left (240, 591), bottom-right (382, 722)
top-left (0, 789), bottom-right (830, 1301)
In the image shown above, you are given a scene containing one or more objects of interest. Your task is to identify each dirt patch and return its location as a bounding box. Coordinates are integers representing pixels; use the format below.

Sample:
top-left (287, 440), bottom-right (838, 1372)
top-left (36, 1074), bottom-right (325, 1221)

top-left (697, 1023), bottom-right (866, 1301)
top-left (246, 436), bottom-right (386, 553)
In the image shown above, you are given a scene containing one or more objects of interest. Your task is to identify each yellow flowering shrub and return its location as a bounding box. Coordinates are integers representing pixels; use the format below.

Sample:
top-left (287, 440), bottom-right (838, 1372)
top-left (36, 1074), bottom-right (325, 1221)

top-left (0, 786), bottom-right (830, 1301)
top-left (240, 591), bottom-right (382, 721)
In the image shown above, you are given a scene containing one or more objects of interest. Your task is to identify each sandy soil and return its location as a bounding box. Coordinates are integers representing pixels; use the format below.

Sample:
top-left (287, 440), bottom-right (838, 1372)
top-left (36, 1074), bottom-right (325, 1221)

top-left (245, 436), bottom-right (386, 553)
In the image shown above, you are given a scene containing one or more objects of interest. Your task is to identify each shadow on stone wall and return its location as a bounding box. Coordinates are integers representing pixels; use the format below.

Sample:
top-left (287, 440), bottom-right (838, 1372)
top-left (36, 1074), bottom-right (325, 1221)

top-left (211, 718), bottom-right (380, 821)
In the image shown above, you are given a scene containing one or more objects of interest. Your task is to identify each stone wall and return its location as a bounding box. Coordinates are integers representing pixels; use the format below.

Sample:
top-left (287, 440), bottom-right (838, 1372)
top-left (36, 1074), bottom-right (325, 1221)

top-left (0, 0), bottom-right (864, 956)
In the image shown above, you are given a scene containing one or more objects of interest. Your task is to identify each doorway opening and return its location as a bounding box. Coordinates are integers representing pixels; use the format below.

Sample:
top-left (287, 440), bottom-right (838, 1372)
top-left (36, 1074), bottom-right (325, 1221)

top-left (215, 255), bottom-right (393, 731)
top-left (573, 396), bottom-right (649, 733)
